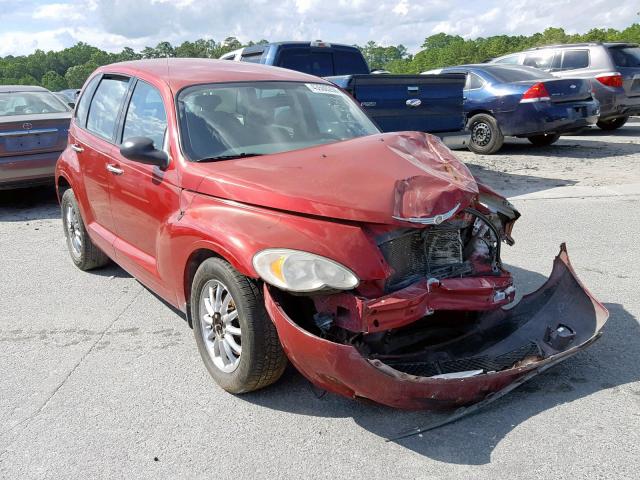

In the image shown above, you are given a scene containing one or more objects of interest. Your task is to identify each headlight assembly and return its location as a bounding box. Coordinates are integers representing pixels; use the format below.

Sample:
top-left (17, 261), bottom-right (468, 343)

top-left (252, 249), bottom-right (359, 292)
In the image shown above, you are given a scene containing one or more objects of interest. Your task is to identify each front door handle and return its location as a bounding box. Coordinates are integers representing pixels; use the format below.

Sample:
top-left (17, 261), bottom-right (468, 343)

top-left (70, 143), bottom-right (84, 153)
top-left (106, 164), bottom-right (124, 175)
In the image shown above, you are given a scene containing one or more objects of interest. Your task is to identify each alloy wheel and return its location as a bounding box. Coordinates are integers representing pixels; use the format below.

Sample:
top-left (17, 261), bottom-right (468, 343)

top-left (199, 280), bottom-right (242, 373)
top-left (65, 204), bottom-right (82, 257)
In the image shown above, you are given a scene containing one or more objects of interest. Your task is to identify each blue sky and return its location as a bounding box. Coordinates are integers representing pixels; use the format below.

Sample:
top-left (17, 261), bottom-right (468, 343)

top-left (0, 0), bottom-right (637, 56)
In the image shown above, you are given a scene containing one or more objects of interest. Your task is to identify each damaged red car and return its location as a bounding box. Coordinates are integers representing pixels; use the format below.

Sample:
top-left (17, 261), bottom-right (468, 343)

top-left (56, 59), bottom-right (608, 410)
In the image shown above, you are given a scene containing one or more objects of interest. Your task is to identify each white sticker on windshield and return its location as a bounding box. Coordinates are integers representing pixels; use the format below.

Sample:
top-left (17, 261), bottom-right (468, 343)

top-left (305, 83), bottom-right (341, 95)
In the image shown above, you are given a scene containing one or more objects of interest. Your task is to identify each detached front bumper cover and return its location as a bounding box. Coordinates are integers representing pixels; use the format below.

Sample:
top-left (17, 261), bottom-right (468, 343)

top-left (264, 244), bottom-right (608, 410)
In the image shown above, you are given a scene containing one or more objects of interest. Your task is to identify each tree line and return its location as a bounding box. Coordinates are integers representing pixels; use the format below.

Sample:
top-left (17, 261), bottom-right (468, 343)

top-left (1, 24), bottom-right (639, 91)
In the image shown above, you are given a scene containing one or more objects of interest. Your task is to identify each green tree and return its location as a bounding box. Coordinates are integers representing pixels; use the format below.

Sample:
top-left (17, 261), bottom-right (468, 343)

top-left (154, 41), bottom-right (175, 58)
top-left (64, 62), bottom-right (98, 89)
top-left (41, 71), bottom-right (68, 91)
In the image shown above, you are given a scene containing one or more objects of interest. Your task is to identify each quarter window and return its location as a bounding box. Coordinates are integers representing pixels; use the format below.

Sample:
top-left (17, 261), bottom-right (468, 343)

top-left (86, 76), bottom-right (129, 140)
top-left (466, 73), bottom-right (484, 89)
top-left (74, 75), bottom-right (101, 127)
top-left (122, 81), bottom-right (167, 149)
top-left (560, 50), bottom-right (589, 70)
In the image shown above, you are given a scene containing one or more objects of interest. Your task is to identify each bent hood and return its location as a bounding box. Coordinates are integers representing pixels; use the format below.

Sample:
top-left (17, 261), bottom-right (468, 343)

top-left (193, 132), bottom-right (478, 224)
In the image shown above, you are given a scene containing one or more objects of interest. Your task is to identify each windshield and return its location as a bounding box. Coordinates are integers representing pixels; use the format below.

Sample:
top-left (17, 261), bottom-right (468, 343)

top-left (0, 91), bottom-right (70, 117)
top-left (177, 81), bottom-right (379, 161)
top-left (483, 66), bottom-right (553, 83)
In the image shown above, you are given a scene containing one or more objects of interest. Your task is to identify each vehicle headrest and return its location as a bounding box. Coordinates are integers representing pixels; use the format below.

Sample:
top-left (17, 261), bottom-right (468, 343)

top-left (193, 95), bottom-right (222, 111)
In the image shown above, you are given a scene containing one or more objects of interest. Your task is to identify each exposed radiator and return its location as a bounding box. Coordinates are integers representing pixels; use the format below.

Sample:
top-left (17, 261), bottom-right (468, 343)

top-left (378, 227), bottom-right (470, 291)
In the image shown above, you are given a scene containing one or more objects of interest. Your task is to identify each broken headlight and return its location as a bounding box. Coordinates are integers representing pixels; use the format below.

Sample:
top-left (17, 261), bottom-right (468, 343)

top-left (252, 249), bottom-right (359, 292)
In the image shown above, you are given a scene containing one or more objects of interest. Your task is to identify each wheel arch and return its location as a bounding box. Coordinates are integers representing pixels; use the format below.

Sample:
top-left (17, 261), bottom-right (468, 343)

top-left (183, 247), bottom-right (224, 327)
top-left (56, 174), bottom-right (72, 203)
top-left (467, 109), bottom-right (506, 135)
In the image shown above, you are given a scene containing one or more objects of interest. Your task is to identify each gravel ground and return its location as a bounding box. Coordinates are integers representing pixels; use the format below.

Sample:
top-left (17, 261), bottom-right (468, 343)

top-left (459, 118), bottom-right (640, 196)
top-left (0, 121), bottom-right (639, 479)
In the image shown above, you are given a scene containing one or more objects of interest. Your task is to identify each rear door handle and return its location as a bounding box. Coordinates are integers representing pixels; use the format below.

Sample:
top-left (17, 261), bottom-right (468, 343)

top-left (106, 164), bottom-right (124, 175)
top-left (70, 143), bottom-right (84, 153)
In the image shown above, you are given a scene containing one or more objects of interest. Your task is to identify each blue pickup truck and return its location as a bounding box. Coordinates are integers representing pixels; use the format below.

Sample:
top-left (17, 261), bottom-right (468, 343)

top-left (220, 41), bottom-right (469, 148)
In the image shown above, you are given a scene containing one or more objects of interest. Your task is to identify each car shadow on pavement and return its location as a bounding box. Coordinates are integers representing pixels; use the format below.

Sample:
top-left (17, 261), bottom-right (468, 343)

top-left (240, 265), bottom-right (639, 466)
top-left (578, 121), bottom-right (640, 138)
top-left (495, 137), bottom-right (638, 160)
top-left (0, 185), bottom-right (60, 222)
top-left (466, 163), bottom-right (576, 197)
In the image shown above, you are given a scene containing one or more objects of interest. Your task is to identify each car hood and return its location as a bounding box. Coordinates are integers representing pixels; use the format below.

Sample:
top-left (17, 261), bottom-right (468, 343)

top-left (193, 132), bottom-right (479, 225)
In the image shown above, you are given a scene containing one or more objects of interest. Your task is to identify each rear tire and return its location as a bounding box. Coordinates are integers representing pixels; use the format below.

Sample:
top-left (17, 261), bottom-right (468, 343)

top-left (597, 116), bottom-right (628, 131)
top-left (191, 257), bottom-right (287, 394)
top-left (467, 113), bottom-right (504, 154)
top-left (61, 189), bottom-right (110, 271)
top-left (527, 133), bottom-right (560, 146)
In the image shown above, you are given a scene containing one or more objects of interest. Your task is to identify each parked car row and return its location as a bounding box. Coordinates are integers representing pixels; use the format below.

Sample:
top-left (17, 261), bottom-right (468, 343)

top-left (492, 42), bottom-right (640, 130)
top-left (2, 41), bottom-right (637, 189)
top-left (224, 40), bottom-right (638, 155)
top-left (422, 64), bottom-right (600, 154)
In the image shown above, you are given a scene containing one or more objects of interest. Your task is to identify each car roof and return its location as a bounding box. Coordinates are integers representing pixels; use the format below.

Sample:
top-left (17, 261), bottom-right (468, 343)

top-left (524, 42), bottom-right (639, 51)
top-left (446, 63), bottom-right (541, 72)
top-left (96, 58), bottom-right (330, 92)
top-left (0, 85), bottom-right (49, 93)
top-left (242, 41), bottom-right (358, 55)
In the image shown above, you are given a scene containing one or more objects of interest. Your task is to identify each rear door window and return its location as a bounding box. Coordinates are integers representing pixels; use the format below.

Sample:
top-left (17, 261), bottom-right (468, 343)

top-left (523, 50), bottom-right (559, 70)
top-left (609, 47), bottom-right (640, 67)
top-left (121, 80), bottom-right (167, 149)
top-left (86, 76), bottom-right (130, 141)
top-left (560, 50), bottom-right (589, 70)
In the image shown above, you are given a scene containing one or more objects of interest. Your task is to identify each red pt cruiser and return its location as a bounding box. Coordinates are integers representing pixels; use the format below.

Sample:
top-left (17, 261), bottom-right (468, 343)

top-left (56, 59), bottom-right (607, 410)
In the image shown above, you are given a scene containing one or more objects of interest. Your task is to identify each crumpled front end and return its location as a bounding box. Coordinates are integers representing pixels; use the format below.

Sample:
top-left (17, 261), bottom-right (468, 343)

top-left (264, 245), bottom-right (608, 410)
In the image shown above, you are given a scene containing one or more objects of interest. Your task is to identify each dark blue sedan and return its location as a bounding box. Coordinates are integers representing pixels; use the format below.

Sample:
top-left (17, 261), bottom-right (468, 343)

top-left (423, 64), bottom-right (600, 154)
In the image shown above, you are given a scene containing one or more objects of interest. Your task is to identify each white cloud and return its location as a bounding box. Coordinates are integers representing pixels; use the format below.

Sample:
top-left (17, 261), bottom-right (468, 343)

top-left (392, 0), bottom-right (409, 16)
top-left (33, 3), bottom-right (85, 21)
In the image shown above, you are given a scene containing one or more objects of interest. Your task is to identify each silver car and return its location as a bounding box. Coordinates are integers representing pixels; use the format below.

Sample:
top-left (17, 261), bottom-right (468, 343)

top-left (492, 42), bottom-right (640, 130)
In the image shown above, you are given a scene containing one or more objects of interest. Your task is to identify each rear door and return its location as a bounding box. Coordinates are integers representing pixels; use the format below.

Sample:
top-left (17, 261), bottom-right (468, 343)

top-left (108, 78), bottom-right (180, 299)
top-left (608, 45), bottom-right (640, 98)
top-left (72, 74), bottom-right (130, 249)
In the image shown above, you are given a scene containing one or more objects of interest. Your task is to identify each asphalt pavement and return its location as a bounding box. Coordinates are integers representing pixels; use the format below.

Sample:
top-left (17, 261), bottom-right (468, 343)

top-left (1, 124), bottom-right (639, 479)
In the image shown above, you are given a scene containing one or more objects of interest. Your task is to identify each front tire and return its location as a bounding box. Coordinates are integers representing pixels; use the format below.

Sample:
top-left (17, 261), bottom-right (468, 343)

top-left (467, 113), bottom-right (504, 154)
top-left (597, 116), bottom-right (628, 131)
top-left (527, 133), bottom-right (560, 146)
top-left (191, 257), bottom-right (287, 394)
top-left (61, 189), bottom-right (110, 271)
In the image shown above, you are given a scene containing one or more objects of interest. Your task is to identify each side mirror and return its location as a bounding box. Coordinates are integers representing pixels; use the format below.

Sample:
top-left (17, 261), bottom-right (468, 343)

top-left (120, 137), bottom-right (169, 170)
top-left (67, 102), bottom-right (75, 109)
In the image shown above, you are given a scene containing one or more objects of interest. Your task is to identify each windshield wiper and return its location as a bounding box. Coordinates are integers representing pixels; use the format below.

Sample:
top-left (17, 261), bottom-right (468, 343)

top-left (195, 153), bottom-right (264, 162)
